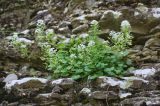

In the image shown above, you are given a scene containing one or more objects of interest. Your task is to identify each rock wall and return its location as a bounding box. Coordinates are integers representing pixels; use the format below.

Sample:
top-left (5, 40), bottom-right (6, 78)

top-left (1, 0), bottom-right (160, 105)
top-left (1, 0), bottom-right (160, 67)
top-left (1, 69), bottom-right (160, 106)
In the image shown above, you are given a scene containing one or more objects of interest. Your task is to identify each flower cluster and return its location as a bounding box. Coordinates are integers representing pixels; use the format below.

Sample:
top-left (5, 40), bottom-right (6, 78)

top-left (109, 31), bottom-right (122, 39)
top-left (88, 40), bottom-right (95, 47)
top-left (109, 20), bottom-right (132, 50)
top-left (37, 19), bottom-right (45, 27)
top-left (121, 20), bottom-right (131, 33)
top-left (11, 33), bottom-right (29, 57)
top-left (11, 18), bottom-right (133, 81)
top-left (70, 54), bottom-right (77, 59)
top-left (78, 44), bottom-right (86, 51)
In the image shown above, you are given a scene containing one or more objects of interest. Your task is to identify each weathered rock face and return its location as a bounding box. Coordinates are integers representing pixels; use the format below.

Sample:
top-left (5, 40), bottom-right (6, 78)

top-left (1, 69), bottom-right (160, 106)
top-left (1, 0), bottom-right (160, 106)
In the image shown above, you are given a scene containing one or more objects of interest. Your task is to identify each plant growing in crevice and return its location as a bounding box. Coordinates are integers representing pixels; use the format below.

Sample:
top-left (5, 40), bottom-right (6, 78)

top-left (34, 20), bottom-right (57, 66)
top-left (11, 33), bottom-right (29, 58)
top-left (47, 20), bottom-right (133, 80)
top-left (109, 20), bottom-right (132, 50)
top-left (11, 19), bottom-right (133, 81)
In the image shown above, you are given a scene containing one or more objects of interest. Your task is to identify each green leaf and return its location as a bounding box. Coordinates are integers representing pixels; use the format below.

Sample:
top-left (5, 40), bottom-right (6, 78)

top-left (71, 75), bottom-right (81, 80)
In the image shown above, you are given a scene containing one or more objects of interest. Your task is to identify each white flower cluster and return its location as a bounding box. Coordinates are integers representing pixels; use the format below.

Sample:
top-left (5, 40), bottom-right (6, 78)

top-left (88, 40), bottom-right (95, 47)
top-left (49, 48), bottom-right (57, 54)
top-left (121, 20), bottom-right (131, 32)
top-left (70, 54), bottom-right (77, 58)
top-left (35, 27), bottom-right (43, 35)
top-left (109, 31), bottom-right (122, 39)
top-left (110, 20), bottom-right (131, 40)
top-left (35, 28), bottom-right (41, 33)
top-left (38, 42), bottom-right (49, 48)
top-left (37, 19), bottom-right (45, 27)
top-left (35, 20), bottom-right (46, 35)
top-left (78, 44), bottom-right (86, 50)
top-left (90, 20), bottom-right (98, 25)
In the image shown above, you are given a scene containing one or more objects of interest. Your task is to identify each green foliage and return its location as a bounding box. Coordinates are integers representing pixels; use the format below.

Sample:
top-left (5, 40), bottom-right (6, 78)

top-left (109, 20), bottom-right (132, 50)
top-left (11, 19), bottom-right (133, 80)
top-left (35, 20), bottom-right (56, 45)
top-left (11, 33), bottom-right (29, 58)
top-left (46, 20), bottom-right (133, 80)
top-left (34, 20), bottom-right (56, 65)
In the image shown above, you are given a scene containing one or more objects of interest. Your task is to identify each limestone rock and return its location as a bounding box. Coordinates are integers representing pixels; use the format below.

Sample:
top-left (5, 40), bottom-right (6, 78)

top-left (51, 78), bottom-right (75, 89)
top-left (96, 76), bottom-right (149, 90)
top-left (3, 74), bottom-right (18, 83)
top-left (5, 77), bottom-right (48, 91)
top-left (151, 8), bottom-right (160, 18)
top-left (72, 24), bottom-right (89, 34)
top-left (80, 88), bottom-right (91, 95)
top-left (131, 68), bottom-right (156, 78)
top-left (89, 91), bottom-right (119, 100)
top-left (71, 15), bottom-right (87, 28)
top-left (120, 97), bottom-right (160, 106)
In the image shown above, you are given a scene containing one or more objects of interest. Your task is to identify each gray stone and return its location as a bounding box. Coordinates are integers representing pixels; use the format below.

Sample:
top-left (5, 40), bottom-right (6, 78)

top-left (3, 74), bottom-right (18, 83)
top-left (58, 27), bottom-right (71, 34)
top-left (120, 97), bottom-right (160, 106)
top-left (89, 91), bottom-right (119, 100)
top-left (5, 77), bottom-right (48, 91)
top-left (72, 24), bottom-right (89, 34)
top-left (131, 68), bottom-right (156, 78)
top-left (51, 78), bottom-right (75, 89)
top-left (85, 13), bottom-right (101, 21)
top-left (80, 88), bottom-right (91, 95)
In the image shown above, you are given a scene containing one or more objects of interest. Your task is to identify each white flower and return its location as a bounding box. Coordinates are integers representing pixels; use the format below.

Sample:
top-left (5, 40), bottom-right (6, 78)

top-left (70, 54), bottom-right (77, 58)
top-left (134, 11), bottom-right (140, 16)
top-left (78, 44), bottom-right (86, 50)
top-left (80, 33), bottom-right (89, 38)
top-left (121, 20), bottom-right (131, 28)
top-left (49, 48), bottom-right (56, 54)
top-left (90, 20), bottom-right (98, 25)
top-left (88, 40), bottom-right (95, 47)
top-left (38, 42), bottom-right (49, 47)
top-left (121, 20), bottom-right (131, 32)
top-left (37, 19), bottom-right (45, 27)
top-left (46, 29), bottom-right (54, 35)
top-left (35, 28), bottom-right (42, 34)
top-left (109, 31), bottom-right (121, 39)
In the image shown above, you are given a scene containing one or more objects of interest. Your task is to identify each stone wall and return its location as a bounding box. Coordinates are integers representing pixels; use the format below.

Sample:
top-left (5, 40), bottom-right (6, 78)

top-left (1, 1), bottom-right (160, 105)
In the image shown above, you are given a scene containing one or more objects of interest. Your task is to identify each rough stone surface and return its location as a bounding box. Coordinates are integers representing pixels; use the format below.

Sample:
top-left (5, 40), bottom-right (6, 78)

top-left (1, 0), bottom-right (160, 105)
